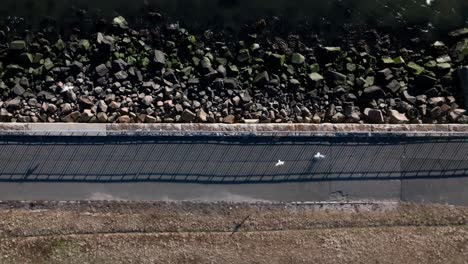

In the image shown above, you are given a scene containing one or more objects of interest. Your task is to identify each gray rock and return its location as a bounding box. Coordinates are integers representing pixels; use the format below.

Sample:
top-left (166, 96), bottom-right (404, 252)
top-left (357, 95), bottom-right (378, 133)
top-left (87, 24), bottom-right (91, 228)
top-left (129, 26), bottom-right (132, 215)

top-left (181, 109), bottom-right (196, 122)
top-left (448, 28), bottom-right (468, 38)
top-left (37, 91), bottom-right (56, 101)
top-left (153, 50), bottom-right (166, 67)
top-left (19, 53), bottom-right (33, 65)
top-left (188, 78), bottom-right (200, 86)
top-left (343, 102), bottom-right (354, 117)
top-left (416, 95), bottom-right (427, 104)
top-left (254, 71), bottom-right (269, 84)
top-left (6, 98), bottom-right (21, 110)
top-left (27, 98), bottom-right (38, 106)
top-left (223, 115), bottom-right (236, 124)
top-left (145, 115), bottom-right (159, 123)
top-left (365, 108), bottom-right (385, 123)
top-left (64, 111), bottom-right (81, 122)
top-left (97, 112), bottom-right (108, 123)
top-left (112, 16), bottom-right (128, 29)
top-left (112, 59), bottom-right (127, 71)
top-left (98, 100), bottom-right (108, 112)
top-left (0, 108), bottom-right (10, 118)
top-left (312, 115), bottom-right (322, 124)
top-left (449, 109), bottom-right (466, 122)
top-left (66, 90), bottom-right (77, 101)
top-left (346, 112), bottom-right (361, 123)
top-left (47, 104), bottom-right (57, 113)
top-left (105, 94), bottom-right (116, 103)
top-left (307, 72), bottom-right (324, 88)
top-left (407, 108), bottom-right (420, 120)
top-left (451, 38), bottom-right (468, 62)
top-left (95, 64), bottom-right (109, 77)
top-left (71, 61), bottom-right (83, 73)
top-left (244, 119), bottom-right (259, 124)
top-left (240, 92), bottom-right (251, 103)
top-left (362, 86), bottom-right (386, 102)
top-left (197, 108), bottom-right (208, 122)
top-left (79, 96), bottom-right (94, 106)
top-left (80, 109), bottom-right (94, 122)
top-left (231, 96), bottom-right (240, 106)
top-left (459, 115), bottom-right (468, 124)
top-left (301, 106), bottom-right (312, 117)
top-left (331, 112), bottom-right (346, 123)
top-left (428, 97), bottom-right (445, 106)
top-left (237, 49), bottom-right (250, 63)
top-left (114, 71), bottom-right (128, 80)
top-left (291, 53), bottom-right (305, 64)
top-left (118, 115), bottom-right (132, 123)
top-left (142, 95), bottom-right (153, 106)
top-left (403, 91), bottom-right (417, 104)
top-left (97, 33), bottom-right (115, 49)
top-left (164, 100), bottom-right (174, 108)
top-left (109, 101), bottom-right (121, 109)
top-left (10, 40), bottom-right (26, 51)
top-left (224, 78), bottom-right (239, 89)
top-left (327, 71), bottom-right (347, 85)
top-left (430, 106), bottom-right (443, 119)
top-left (61, 103), bottom-right (72, 114)
top-left (12, 84), bottom-right (25, 96)
top-left (386, 79), bottom-right (401, 93)
top-left (175, 104), bottom-right (184, 113)
top-left (389, 110), bottom-right (409, 124)
top-left (163, 70), bottom-right (178, 83)
top-left (217, 65), bottom-right (227, 77)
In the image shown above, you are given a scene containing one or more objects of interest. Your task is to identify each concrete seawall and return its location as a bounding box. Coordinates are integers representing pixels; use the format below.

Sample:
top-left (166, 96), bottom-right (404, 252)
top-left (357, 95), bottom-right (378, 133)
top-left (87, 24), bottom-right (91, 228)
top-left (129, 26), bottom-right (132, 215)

top-left (1, 123), bottom-right (468, 137)
top-left (0, 123), bottom-right (467, 205)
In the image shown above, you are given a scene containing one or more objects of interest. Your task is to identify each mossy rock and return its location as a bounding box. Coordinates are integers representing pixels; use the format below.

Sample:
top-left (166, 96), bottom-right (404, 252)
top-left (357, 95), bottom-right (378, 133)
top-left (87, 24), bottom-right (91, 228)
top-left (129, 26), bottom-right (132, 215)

top-left (43, 58), bottom-right (54, 71)
top-left (139, 57), bottom-right (150, 68)
top-left (381, 57), bottom-right (394, 65)
top-left (269, 53), bottom-right (286, 68)
top-left (10, 40), bottom-right (27, 51)
top-left (393, 56), bottom-right (406, 65)
top-left (324, 47), bottom-right (341, 53)
top-left (291, 53), bottom-right (305, 65)
top-left (79, 39), bottom-right (90, 50)
top-left (127, 56), bottom-right (137, 65)
top-left (54, 39), bottom-right (66, 51)
top-left (346, 63), bottom-right (357, 72)
top-left (112, 16), bottom-right (128, 29)
top-left (19, 53), bottom-right (33, 65)
top-left (407, 62), bottom-right (425, 75)
top-left (451, 38), bottom-right (468, 62)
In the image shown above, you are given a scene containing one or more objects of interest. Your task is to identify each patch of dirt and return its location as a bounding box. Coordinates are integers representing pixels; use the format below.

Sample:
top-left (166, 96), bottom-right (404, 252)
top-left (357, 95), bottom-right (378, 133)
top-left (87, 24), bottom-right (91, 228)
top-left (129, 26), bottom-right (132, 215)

top-left (0, 201), bottom-right (466, 263)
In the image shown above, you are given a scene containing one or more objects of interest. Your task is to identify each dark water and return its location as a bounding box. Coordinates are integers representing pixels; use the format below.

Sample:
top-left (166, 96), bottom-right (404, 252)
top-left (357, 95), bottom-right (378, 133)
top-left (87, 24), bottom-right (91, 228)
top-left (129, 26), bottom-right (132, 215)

top-left (1, 0), bottom-right (468, 36)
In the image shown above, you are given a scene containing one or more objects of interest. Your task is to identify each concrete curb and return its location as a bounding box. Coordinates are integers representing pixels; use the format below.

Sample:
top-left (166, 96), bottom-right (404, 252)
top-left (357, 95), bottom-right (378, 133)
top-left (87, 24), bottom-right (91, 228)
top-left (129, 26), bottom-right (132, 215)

top-left (0, 123), bottom-right (467, 137)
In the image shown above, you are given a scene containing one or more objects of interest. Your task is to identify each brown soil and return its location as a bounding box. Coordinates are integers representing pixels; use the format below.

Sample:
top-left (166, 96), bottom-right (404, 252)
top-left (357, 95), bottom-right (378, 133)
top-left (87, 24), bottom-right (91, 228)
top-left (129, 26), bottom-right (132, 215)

top-left (0, 201), bottom-right (467, 264)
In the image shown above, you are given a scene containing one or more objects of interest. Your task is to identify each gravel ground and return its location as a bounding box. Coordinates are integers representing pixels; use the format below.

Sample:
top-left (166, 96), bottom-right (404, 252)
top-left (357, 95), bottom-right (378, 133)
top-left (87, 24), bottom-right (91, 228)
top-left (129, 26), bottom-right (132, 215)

top-left (0, 201), bottom-right (467, 263)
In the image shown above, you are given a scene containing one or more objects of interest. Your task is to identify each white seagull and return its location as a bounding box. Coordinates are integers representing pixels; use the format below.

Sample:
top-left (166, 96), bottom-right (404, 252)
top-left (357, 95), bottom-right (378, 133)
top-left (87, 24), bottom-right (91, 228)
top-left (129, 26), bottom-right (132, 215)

top-left (275, 160), bottom-right (285, 167)
top-left (57, 82), bottom-right (74, 93)
top-left (314, 152), bottom-right (326, 159)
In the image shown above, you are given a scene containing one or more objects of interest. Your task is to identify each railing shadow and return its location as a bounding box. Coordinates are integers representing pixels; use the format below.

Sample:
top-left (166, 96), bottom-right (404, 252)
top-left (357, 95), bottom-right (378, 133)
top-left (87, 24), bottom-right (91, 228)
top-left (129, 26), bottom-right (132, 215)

top-left (0, 135), bottom-right (466, 184)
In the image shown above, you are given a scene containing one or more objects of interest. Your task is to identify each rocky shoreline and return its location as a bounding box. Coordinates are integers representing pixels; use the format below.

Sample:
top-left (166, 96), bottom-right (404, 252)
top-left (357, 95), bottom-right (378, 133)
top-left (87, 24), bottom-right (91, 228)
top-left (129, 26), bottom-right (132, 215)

top-left (1, 14), bottom-right (468, 124)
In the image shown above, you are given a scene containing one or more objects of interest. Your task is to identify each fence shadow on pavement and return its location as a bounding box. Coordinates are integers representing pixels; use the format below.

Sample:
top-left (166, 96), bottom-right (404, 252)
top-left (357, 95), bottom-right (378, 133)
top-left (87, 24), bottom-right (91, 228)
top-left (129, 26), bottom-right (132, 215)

top-left (0, 135), bottom-right (467, 184)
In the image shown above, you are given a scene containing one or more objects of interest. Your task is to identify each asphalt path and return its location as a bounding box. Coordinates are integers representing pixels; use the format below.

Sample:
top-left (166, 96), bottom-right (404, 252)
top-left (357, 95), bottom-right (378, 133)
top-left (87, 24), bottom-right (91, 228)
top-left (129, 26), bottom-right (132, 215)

top-left (0, 135), bottom-right (466, 205)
